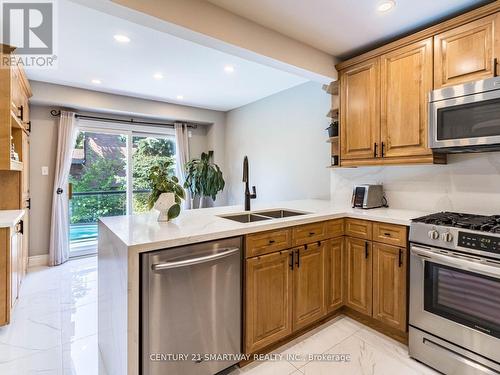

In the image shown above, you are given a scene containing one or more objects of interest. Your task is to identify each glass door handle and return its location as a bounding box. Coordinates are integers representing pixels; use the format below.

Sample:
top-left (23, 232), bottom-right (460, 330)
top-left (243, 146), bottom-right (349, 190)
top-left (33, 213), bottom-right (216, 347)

top-left (152, 247), bottom-right (239, 271)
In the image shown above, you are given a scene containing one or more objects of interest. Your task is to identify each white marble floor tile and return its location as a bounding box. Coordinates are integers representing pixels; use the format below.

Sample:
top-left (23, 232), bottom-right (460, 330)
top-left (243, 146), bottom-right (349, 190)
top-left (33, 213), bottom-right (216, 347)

top-left (61, 302), bottom-right (98, 344)
top-left (233, 359), bottom-right (300, 374)
top-left (0, 343), bottom-right (63, 374)
top-left (63, 335), bottom-right (99, 375)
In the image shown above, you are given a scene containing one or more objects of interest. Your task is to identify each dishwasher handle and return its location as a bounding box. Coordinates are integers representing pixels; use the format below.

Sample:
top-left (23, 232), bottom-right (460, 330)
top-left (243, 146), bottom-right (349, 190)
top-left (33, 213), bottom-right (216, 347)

top-left (151, 247), bottom-right (240, 271)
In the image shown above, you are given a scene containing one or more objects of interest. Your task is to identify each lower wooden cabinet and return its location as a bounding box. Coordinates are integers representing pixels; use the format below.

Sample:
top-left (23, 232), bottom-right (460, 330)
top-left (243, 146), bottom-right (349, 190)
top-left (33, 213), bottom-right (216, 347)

top-left (326, 238), bottom-right (344, 313)
top-left (293, 242), bottom-right (326, 330)
top-left (345, 237), bottom-right (372, 316)
top-left (245, 250), bottom-right (293, 354)
top-left (372, 243), bottom-right (407, 331)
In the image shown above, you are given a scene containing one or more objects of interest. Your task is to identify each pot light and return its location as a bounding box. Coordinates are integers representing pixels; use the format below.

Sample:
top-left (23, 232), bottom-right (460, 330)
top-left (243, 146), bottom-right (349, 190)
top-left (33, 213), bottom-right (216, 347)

top-left (176, 95), bottom-right (184, 100)
top-left (377, 0), bottom-right (395, 12)
top-left (91, 79), bottom-right (102, 84)
top-left (114, 34), bottom-right (130, 43)
top-left (224, 65), bottom-right (235, 73)
top-left (153, 73), bottom-right (164, 80)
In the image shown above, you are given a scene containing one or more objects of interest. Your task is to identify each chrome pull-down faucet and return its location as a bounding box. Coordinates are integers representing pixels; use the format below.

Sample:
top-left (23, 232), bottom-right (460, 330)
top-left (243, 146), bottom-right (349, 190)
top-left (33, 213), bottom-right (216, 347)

top-left (243, 156), bottom-right (256, 211)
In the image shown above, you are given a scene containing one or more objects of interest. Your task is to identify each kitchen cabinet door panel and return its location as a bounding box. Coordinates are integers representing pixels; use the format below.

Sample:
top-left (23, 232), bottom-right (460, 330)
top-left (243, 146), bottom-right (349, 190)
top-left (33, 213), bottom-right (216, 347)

top-left (245, 251), bottom-right (293, 353)
top-left (381, 38), bottom-right (433, 158)
top-left (373, 243), bottom-right (407, 332)
top-left (434, 13), bottom-right (500, 88)
top-left (340, 58), bottom-right (380, 160)
top-left (345, 237), bottom-right (372, 316)
top-left (293, 243), bottom-right (326, 330)
top-left (326, 238), bottom-right (344, 313)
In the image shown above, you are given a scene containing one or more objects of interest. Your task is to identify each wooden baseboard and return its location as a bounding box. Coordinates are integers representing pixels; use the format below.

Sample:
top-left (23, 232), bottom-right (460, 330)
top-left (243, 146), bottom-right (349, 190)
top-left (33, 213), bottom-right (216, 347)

top-left (342, 307), bottom-right (408, 345)
top-left (28, 254), bottom-right (49, 267)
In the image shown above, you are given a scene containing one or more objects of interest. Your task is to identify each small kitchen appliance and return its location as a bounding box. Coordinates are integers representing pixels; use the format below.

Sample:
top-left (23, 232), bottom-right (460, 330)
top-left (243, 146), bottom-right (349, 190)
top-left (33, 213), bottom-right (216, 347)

top-left (351, 184), bottom-right (385, 209)
top-left (409, 212), bottom-right (500, 375)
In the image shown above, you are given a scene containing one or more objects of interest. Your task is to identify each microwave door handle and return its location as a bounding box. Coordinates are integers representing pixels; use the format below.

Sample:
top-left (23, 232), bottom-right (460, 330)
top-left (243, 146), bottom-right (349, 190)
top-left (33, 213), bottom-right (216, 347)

top-left (411, 245), bottom-right (500, 279)
top-left (151, 247), bottom-right (239, 271)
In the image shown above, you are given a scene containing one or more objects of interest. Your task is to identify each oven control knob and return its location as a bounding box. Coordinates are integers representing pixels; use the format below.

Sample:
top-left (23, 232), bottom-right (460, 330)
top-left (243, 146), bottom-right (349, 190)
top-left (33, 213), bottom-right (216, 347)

top-left (441, 232), bottom-right (453, 242)
top-left (428, 230), bottom-right (439, 240)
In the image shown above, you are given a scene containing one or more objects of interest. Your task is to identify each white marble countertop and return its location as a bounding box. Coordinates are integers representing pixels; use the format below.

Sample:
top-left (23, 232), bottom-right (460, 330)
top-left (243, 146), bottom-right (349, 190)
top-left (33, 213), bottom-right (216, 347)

top-left (0, 210), bottom-right (25, 228)
top-left (99, 200), bottom-right (428, 253)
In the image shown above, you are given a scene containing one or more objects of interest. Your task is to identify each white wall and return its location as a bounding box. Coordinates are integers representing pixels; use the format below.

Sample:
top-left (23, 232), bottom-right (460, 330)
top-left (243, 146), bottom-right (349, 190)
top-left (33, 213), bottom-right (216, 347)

top-left (225, 81), bottom-right (331, 206)
top-left (330, 152), bottom-right (500, 215)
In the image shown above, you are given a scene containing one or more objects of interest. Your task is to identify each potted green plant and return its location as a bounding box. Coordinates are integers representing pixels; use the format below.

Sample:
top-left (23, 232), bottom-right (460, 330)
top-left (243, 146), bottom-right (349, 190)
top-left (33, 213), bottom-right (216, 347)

top-left (184, 151), bottom-right (225, 208)
top-left (148, 159), bottom-right (185, 221)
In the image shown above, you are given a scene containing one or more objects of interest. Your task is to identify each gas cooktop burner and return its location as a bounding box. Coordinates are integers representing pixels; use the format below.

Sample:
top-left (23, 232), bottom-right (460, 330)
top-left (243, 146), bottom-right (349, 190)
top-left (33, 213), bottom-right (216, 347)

top-left (412, 212), bottom-right (500, 233)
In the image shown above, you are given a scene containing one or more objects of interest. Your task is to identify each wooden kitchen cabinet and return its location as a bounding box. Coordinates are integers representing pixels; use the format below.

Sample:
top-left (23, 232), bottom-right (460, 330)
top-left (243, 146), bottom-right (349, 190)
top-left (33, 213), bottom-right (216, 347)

top-left (325, 238), bottom-right (344, 313)
top-left (340, 58), bottom-right (380, 160)
top-left (372, 243), bottom-right (407, 332)
top-left (245, 250), bottom-right (293, 353)
top-left (380, 38), bottom-right (433, 158)
top-left (434, 13), bottom-right (500, 89)
top-left (293, 242), bottom-right (326, 330)
top-left (345, 237), bottom-right (372, 316)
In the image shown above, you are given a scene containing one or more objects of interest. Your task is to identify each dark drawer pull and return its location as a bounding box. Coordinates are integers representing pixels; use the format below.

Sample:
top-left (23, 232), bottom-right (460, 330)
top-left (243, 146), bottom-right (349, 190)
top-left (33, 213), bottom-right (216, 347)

top-left (289, 251), bottom-right (294, 270)
top-left (268, 239), bottom-right (275, 244)
top-left (18, 105), bottom-right (24, 121)
top-left (309, 232), bottom-right (315, 236)
top-left (295, 249), bottom-right (300, 268)
top-left (398, 249), bottom-right (403, 267)
top-left (365, 242), bottom-right (369, 259)
top-left (384, 232), bottom-right (391, 236)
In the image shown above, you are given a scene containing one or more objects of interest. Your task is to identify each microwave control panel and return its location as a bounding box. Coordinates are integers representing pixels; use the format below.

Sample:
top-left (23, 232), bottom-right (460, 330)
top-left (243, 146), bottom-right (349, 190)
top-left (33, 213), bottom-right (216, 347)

top-left (458, 232), bottom-right (500, 254)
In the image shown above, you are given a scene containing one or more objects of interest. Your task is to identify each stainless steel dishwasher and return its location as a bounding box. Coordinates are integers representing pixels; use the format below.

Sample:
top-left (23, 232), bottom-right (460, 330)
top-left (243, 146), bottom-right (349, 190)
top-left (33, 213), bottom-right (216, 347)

top-left (141, 237), bottom-right (242, 375)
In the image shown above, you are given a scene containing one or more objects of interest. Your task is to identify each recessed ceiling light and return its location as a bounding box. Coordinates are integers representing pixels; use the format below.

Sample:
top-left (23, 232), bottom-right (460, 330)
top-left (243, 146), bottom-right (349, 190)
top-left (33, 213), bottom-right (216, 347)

top-left (176, 95), bottom-right (184, 100)
top-left (377, 0), bottom-right (395, 12)
top-left (153, 73), bottom-right (164, 80)
top-left (224, 65), bottom-right (235, 73)
top-left (114, 34), bottom-right (130, 43)
top-left (91, 79), bottom-right (102, 84)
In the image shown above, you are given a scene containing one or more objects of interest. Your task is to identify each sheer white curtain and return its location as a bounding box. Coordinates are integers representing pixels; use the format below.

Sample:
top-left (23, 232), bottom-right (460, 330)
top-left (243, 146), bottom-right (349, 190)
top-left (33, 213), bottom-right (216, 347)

top-left (174, 123), bottom-right (191, 209)
top-left (48, 111), bottom-right (78, 266)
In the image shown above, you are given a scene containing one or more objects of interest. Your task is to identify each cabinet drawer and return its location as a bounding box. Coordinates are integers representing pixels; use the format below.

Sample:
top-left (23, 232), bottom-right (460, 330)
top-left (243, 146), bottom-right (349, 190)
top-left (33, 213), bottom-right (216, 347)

top-left (292, 222), bottom-right (327, 246)
top-left (345, 219), bottom-right (372, 240)
top-left (372, 222), bottom-right (407, 247)
top-left (326, 219), bottom-right (344, 238)
top-left (245, 229), bottom-right (291, 258)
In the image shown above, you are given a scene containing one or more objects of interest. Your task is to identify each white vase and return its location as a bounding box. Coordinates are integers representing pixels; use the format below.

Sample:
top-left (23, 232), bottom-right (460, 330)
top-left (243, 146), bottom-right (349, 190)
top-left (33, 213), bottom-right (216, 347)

top-left (153, 192), bottom-right (176, 222)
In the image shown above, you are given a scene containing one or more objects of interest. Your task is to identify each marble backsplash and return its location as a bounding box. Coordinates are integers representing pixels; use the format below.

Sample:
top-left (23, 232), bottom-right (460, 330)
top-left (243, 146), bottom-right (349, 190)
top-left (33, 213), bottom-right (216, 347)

top-left (330, 152), bottom-right (500, 215)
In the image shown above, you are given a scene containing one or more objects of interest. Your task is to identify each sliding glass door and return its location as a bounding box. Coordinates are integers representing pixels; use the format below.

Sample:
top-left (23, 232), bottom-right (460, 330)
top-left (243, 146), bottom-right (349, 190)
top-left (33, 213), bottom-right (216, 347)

top-left (68, 124), bottom-right (176, 257)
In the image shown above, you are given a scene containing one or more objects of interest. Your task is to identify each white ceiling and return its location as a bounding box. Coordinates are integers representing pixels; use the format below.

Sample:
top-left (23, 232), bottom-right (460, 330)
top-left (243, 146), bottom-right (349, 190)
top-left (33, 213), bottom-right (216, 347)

top-left (206, 0), bottom-right (489, 57)
top-left (26, 0), bottom-right (307, 111)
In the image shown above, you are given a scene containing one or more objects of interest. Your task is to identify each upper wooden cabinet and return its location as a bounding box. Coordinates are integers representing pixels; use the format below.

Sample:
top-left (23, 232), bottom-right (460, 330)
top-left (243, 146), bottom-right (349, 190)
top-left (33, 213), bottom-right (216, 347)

top-left (434, 13), bottom-right (500, 88)
top-left (245, 250), bottom-right (293, 354)
top-left (380, 38), bottom-right (433, 158)
top-left (340, 58), bottom-right (380, 160)
top-left (293, 242), bottom-right (326, 330)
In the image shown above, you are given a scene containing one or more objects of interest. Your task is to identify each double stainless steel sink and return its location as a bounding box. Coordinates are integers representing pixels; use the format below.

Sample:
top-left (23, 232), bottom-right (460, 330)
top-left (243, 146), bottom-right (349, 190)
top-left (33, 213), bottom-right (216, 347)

top-left (219, 209), bottom-right (308, 223)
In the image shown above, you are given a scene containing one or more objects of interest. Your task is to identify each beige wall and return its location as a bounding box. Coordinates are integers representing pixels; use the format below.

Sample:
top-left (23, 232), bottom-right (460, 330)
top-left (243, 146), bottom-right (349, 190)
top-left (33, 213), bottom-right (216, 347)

top-left (225, 81), bottom-right (331, 205)
top-left (28, 83), bottom-right (227, 257)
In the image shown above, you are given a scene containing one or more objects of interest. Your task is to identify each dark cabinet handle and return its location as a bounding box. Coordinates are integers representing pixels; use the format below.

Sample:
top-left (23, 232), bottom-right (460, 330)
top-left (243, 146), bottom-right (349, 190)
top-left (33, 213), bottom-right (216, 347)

top-left (309, 232), bottom-right (315, 236)
top-left (365, 242), bottom-right (369, 259)
top-left (374, 143), bottom-right (378, 158)
top-left (289, 251), bottom-right (294, 270)
top-left (398, 249), bottom-right (403, 267)
top-left (494, 58), bottom-right (498, 77)
top-left (384, 232), bottom-right (391, 237)
top-left (381, 142), bottom-right (385, 157)
top-left (268, 239), bottom-right (275, 244)
top-left (18, 105), bottom-right (24, 121)
top-left (17, 220), bottom-right (24, 234)
top-left (26, 121), bottom-right (31, 132)
top-left (26, 198), bottom-right (31, 209)
top-left (295, 249), bottom-right (300, 268)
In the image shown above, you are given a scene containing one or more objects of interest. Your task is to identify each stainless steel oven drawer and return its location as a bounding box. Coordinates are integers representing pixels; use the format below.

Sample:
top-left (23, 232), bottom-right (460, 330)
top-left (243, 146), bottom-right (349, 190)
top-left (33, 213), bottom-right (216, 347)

top-left (409, 327), bottom-right (500, 375)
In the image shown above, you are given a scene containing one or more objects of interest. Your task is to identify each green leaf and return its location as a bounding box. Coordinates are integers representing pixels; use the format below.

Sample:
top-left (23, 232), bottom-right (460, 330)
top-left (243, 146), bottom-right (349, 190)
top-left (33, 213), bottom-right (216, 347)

top-left (167, 204), bottom-right (181, 220)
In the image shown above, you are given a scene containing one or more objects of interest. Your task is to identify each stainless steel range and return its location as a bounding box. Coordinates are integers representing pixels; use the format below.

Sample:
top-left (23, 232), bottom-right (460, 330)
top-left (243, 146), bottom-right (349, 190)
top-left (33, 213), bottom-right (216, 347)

top-left (409, 212), bottom-right (500, 375)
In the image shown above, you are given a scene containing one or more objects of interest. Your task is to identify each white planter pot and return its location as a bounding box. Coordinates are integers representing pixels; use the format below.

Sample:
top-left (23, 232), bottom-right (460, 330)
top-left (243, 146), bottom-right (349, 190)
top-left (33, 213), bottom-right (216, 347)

top-left (153, 192), bottom-right (176, 222)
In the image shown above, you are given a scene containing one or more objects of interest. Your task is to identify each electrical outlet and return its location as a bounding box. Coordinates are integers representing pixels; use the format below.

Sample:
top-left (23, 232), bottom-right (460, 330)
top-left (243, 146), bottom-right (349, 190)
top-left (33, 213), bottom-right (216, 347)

top-left (42, 166), bottom-right (49, 176)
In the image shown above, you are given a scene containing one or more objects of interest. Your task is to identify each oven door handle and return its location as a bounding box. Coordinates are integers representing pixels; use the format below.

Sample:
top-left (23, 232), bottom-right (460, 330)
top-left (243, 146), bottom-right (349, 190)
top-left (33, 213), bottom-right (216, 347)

top-left (411, 245), bottom-right (500, 279)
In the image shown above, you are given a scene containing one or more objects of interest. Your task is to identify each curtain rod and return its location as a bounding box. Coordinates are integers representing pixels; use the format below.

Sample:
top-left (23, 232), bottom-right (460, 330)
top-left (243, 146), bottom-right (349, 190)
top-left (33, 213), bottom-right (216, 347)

top-left (49, 110), bottom-right (198, 129)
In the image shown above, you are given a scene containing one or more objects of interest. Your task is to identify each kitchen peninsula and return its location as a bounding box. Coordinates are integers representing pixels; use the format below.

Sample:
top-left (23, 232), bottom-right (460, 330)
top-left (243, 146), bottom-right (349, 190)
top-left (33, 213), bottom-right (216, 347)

top-left (98, 199), bottom-right (427, 375)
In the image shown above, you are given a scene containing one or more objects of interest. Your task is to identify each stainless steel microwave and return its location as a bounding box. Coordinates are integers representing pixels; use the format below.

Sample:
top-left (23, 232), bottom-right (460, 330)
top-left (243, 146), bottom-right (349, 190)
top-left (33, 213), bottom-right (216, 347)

top-left (429, 77), bottom-right (500, 152)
